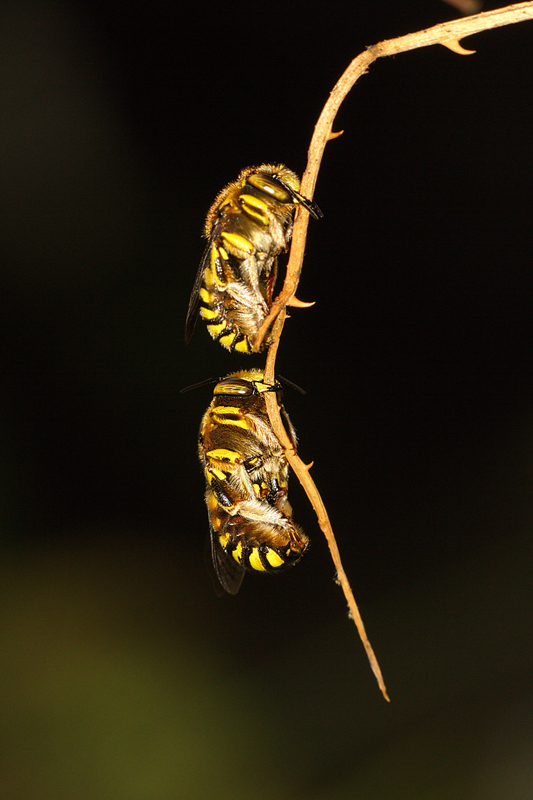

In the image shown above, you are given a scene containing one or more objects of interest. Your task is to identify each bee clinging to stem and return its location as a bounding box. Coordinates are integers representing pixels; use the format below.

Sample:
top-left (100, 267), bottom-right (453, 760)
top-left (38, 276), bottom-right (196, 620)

top-left (185, 164), bottom-right (322, 354)
top-left (198, 369), bottom-right (309, 594)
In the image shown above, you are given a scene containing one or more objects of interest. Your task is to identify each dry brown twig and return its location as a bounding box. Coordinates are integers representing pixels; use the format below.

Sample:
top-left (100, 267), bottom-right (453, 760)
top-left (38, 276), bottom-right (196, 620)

top-left (256, 2), bottom-right (533, 701)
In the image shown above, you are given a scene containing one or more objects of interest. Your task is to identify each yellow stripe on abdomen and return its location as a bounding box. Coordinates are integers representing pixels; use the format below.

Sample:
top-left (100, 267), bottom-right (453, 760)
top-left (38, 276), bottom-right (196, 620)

top-left (232, 541), bottom-right (244, 564)
top-left (247, 548), bottom-right (267, 572)
top-left (265, 549), bottom-right (285, 569)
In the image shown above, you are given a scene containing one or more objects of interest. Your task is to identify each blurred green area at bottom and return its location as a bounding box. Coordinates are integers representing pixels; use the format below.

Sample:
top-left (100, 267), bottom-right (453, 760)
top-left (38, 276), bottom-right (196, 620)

top-left (0, 532), bottom-right (532, 800)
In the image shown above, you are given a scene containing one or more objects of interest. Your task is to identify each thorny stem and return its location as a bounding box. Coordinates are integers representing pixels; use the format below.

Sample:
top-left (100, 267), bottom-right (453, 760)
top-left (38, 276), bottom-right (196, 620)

top-left (255, 2), bottom-right (533, 700)
top-left (264, 319), bottom-right (390, 700)
top-left (256, 2), bottom-right (533, 350)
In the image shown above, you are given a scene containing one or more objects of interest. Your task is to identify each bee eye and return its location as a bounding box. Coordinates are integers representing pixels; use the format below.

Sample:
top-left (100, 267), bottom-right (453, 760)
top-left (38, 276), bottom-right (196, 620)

top-left (246, 174), bottom-right (293, 204)
top-left (213, 379), bottom-right (254, 397)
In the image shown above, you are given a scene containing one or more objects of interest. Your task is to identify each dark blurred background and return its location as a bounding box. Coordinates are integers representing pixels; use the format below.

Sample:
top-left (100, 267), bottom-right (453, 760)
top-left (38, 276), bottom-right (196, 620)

top-left (1, 1), bottom-right (532, 798)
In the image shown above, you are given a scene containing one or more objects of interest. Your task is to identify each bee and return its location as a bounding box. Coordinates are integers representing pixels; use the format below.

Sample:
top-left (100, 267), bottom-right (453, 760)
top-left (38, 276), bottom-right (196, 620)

top-left (198, 368), bottom-right (309, 594)
top-left (185, 164), bottom-right (322, 354)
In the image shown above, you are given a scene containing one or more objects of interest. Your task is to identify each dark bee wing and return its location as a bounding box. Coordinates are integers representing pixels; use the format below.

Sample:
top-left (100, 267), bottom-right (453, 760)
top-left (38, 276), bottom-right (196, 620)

top-left (185, 239), bottom-right (212, 344)
top-left (208, 524), bottom-right (245, 596)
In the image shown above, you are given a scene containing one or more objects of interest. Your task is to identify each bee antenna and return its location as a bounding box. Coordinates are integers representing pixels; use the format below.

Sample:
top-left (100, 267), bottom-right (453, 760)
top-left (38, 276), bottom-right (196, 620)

top-left (277, 374), bottom-right (306, 395)
top-left (276, 178), bottom-right (323, 220)
top-left (180, 376), bottom-right (218, 394)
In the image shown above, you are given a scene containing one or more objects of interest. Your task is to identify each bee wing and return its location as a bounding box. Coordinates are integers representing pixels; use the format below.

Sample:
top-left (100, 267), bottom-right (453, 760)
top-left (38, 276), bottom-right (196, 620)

top-left (185, 239), bottom-right (212, 344)
top-left (207, 523), bottom-right (245, 596)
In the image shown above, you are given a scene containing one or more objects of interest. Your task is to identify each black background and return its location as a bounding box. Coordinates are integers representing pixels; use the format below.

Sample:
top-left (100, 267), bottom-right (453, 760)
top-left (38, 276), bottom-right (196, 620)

top-left (1, 1), bottom-right (532, 798)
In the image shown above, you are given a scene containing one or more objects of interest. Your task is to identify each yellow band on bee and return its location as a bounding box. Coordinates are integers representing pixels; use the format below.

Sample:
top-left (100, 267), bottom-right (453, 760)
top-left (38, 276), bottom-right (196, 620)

top-left (239, 193), bottom-right (269, 213)
top-left (234, 338), bottom-right (250, 353)
top-left (220, 231), bottom-right (254, 255)
top-left (219, 331), bottom-right (236, 348)
top-left (239, 193), bottom-right (270, 225)
top-left (211, 406), bottom-right (242, 416)
top-left (206, 448), bottom-right (241, 463)
top-left (219, 196), bottom-right (234, 211)
top-left (232, 541), bottom-right (243, 564)
top-left (265, 549), bottom-right (285, 568)
top-left (208, 467), bottom-right (227, 482)
top-left (211, 406), bottom-right (249, 429)
top-left (248, 548), bottom-right (267, 572)
top-left (203, 265), bottom-right (215, 289)
top-left (207, 322), bottom-right (227, 336)
top-left (200, 307), bottom-right (219, 320)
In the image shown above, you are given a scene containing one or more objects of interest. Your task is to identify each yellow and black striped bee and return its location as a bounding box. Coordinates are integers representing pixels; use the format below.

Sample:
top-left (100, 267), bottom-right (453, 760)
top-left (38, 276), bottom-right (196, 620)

top-left (198, 368), bottom-right (309, 594)
top-left (185, 164), bottom-right (322, 354)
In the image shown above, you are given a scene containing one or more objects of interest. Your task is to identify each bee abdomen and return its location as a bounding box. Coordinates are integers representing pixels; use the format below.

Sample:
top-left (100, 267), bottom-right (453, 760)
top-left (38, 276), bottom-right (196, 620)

top-left (198, 299), bottom-right (253, 353)
top-left (197, 265), bottom-right (260, 353)
top-left (223, 535), bottom-right (308, 574)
